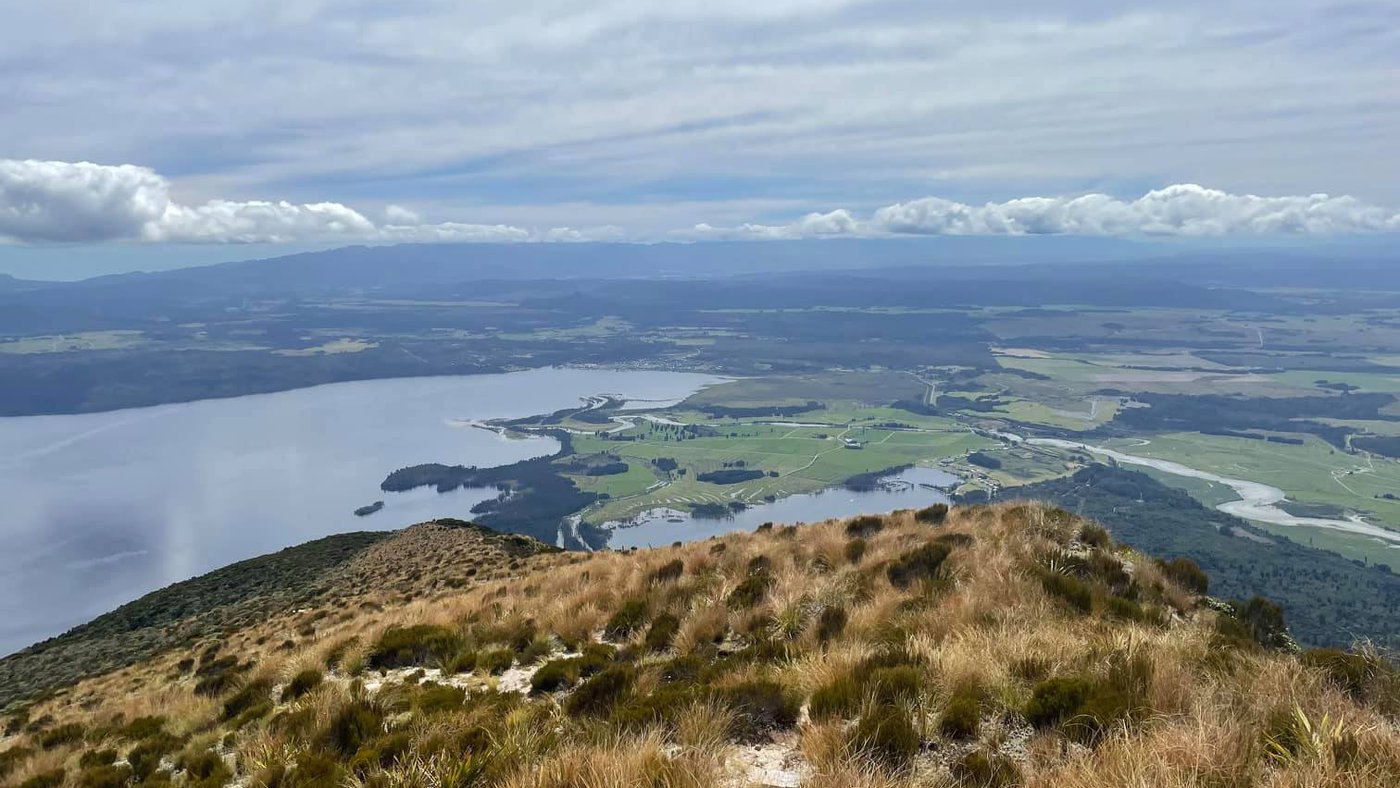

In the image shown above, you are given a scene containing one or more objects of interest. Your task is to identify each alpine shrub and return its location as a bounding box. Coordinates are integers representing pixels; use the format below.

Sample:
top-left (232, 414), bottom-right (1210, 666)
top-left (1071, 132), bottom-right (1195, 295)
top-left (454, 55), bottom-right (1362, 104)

top-left (886, 543), bottom-right (951, 589)
top-left (915, 503), bottom-right (949, 525)
top-left (849, 706), bottom-right (920, 769)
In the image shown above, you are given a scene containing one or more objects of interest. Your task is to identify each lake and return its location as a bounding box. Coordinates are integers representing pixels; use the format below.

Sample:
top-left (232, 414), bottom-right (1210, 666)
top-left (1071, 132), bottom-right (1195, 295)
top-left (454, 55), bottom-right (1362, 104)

top-left (605, 466), bottom-right (957, 548)
top-left (0, 368), bottom-right (721, 656)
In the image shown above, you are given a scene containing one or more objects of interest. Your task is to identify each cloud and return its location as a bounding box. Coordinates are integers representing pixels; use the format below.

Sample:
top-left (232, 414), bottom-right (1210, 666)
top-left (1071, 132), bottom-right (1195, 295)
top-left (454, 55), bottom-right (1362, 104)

top-left (0, 160), bottom-right (169, 243)
top-left (2, 159), bottom-right (1398, 247)
top-left (4, 3), bottom-right (1398, 221)
top-left (383, 204), bottom-right (420, 224)
top-left (0, 159), bottom-right (538, 245)
top-left (699, 185), bottom-right (1400, 240)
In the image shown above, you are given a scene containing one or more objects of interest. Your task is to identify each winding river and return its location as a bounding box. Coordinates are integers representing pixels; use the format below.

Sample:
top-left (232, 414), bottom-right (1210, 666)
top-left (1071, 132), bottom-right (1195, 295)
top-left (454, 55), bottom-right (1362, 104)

top-left (1027, 437), bottom-right (1400, 546)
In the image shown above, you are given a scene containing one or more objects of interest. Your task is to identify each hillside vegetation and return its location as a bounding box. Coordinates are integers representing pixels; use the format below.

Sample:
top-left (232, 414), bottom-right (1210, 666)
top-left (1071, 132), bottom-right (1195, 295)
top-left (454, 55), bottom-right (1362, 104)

top-left (2, 503), bottom-right (1397, 788)
top-left (0, 521), bottom-right (558, 708)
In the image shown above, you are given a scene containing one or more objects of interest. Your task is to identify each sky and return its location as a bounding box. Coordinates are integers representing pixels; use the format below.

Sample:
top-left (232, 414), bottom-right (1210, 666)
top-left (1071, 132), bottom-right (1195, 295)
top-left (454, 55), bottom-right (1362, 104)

top-left (1, 1), bottom-right (1398, 275)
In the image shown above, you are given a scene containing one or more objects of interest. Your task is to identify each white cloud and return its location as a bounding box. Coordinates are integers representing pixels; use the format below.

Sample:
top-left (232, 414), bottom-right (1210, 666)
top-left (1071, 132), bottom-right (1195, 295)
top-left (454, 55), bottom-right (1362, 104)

top-left (0, 160), bottom-right (169, 243)
top-left (2, 159), bottom-right (1398, 247)
top-left (701, 185), bottom-right (1400, 240)
top-left (0, 159), bottom-right (539, 245)
top-left (383, 204), bottom-right (420, 224)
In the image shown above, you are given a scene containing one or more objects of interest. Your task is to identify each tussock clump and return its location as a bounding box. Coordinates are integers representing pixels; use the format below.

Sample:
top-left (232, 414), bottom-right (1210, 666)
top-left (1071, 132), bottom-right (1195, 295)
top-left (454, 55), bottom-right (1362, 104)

top-left (280, 669), bottom-right (323, 702)
top-left (886, 543), bottom-right (951, 589)
top-left (716, 680), bottom-right (800, 741)
top-left (727, 572), bottom-right (775, 610)
top-left (604, 599), bottom-right (650, 640)
top-left (18, 769), bottom-right (65, 788)
top-left (939, 690), bottom-right (981, 740)
top-left (323, 699), bottom-right (383, 756)
top-left (366, 624), bottom-right (460, 670)
top-left (648, 558), bottom-right (685, 584)
top-left (644, 613), bottom-right (681, 653)
top-left (1158, 556), bottom-right (1209, 594)
top-left (815, 606), bottom-right (848, 644)
top-left (846, 515), bottom-right (886, 538)
top-left (564, 665), bottom-right (634, 717)
top-left (37, 722), bottom-right (84, 749)
top-left (844, 538), bottom-right (868, 564)
top-left (849, 705), bottom-right (920, 769)
top-left (950, 749), bottom-right (1020, 787)
top-left (915, 503), bottom-right (949, 525)
top-left (0, 746), bottom-right (35, 778)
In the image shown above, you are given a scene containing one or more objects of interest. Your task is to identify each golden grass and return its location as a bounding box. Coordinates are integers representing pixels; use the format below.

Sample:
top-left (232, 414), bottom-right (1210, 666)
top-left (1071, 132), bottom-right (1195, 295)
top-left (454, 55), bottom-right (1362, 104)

top-left (3, 502), bottom-right (1397, 788)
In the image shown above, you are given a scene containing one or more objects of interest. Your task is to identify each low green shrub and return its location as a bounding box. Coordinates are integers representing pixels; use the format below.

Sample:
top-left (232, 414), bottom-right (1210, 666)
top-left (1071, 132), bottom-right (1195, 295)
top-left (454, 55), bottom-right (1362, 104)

top-left (1300, 648), bottom-right (1382, 701)
top-left (565, 666), bottom-right (634, 717)
top-left (478, 648), bottom-right (515, 675)
top-left (869, 666), bottom-right (923, 704)
top-left (849, 705), bottom-right (919, 769)
top-left (604, 599), bottom-right (650, 640)
top-left (815, 606), bottom-right (847, 644)
top-left (18, 769), bottom-right (65, 788)
top-left (727, 572), bottom-right (775, 610)
top-left (178, 750), bottom-right (231, 788)
top-left (1037, 569), bottom-right (1093, 613)
top-left (939, 693), bottom-right (981, 740)
top-left (530, 658), bottom-right (580, 694)
top-left (78, 749), bottom-right (117, 769)
top-left (281, 669), bottom-right (324, 702)
top-left (845, 515), bottom-right (885, 538)
top-left (77, 764), bottom-right (133, 788)
top-left (222, 678), bottom-right (272, 720)
top-left (950, 749), bottom-right (1020, 787)
top-left (915, 503), bottom-right (949, 525)
top-left (349, 731), bottom-right (412, 774)
top-left (934, 533), bottom-right (975, 548)
top-left (809, 674), bottom-right (863, 721)
top-left (0, 746), bottom-right (34, 778)
top-left (128, 734), bottom-right (183, 780)
top-left (367, 625), bottom-right (461, 670)
top-left (844, 538), bottom-right (868, 564)
top-left (1158, 557), bottom-right (1209, 594)
top-left (649, 559), bottom-right (685, 584)
top-left (119, 715), bottom-right (166, 740)
top-left (887, 543), bottom-right (952, 590)
top-left (644, 613), bottom-right (681, 652)
top-left (445, 649), bottom-right (478, 674)
top-left (1079, 522), bottom-right (1111, 548)
top-left (1025, 677), bottom-right (1093, 728)
top-left (323, 700), bottom-right (383, 757)
top-left (1103, 595), bottom-right (1149, 623)
top-left (415, 684), bottom-right (467, 713)
top-left (38, 722), bottom-right (85, 750)
top-left (517, 635), bottom-right (554, 665)
top-left (718, 680), bottom-right (800, 741)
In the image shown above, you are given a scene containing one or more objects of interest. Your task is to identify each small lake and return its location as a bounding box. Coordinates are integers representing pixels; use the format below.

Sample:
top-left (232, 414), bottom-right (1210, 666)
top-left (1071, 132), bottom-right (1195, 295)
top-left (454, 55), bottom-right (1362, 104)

top-left (605, 466), bottom-right (958, 548)
top-left (0, 368), bottom-right (722, 656)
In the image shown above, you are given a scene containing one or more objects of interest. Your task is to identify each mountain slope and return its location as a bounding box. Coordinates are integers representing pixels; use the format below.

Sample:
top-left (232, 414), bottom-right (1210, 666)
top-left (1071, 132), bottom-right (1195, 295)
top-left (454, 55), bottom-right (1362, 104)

top-left (0, 520), bottom-right (559, 707)
top-left (1, 503), bottom-right (1396, 788)
top-left (997, 465), bottom-right (1400, 650)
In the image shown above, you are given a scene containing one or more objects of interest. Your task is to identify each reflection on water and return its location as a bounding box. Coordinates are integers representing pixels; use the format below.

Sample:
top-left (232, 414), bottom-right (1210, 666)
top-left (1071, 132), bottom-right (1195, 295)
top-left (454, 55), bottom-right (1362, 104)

top-left (605, 466), bottom-right (958, 549)
top-left (0, 368), bottom-right (721, 656)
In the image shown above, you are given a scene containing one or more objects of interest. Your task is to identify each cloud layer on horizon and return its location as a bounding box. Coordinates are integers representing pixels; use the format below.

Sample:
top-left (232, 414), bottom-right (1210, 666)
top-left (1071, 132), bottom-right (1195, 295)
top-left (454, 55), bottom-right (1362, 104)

top-left (2, 1), bottom-right (1397, 237)
top-left (2, 159), bottom-right (1398, 247)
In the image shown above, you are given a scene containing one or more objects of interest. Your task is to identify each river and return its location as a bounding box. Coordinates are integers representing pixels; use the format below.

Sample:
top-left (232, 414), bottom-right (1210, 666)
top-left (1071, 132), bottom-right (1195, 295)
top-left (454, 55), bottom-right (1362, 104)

top-left (0, 368), bottom-right (722, 656)
top-left (1027, 437), bottom-right (1400, 546)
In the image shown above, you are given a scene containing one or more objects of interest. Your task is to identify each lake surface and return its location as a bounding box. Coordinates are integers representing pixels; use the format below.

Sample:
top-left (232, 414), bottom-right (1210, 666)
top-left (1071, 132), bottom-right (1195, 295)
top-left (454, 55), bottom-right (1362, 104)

top-left (605, 466), bottom-right (957, 548)
top-left (0, 368), bottom-right (721, 656)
